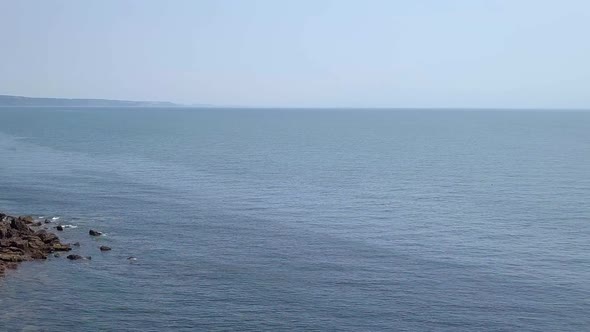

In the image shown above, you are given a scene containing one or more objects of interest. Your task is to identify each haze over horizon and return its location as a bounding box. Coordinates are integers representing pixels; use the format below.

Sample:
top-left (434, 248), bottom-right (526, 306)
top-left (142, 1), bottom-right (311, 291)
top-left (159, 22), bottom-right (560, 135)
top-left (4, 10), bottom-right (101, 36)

top-left (1, 0), bottom-right (590, 109)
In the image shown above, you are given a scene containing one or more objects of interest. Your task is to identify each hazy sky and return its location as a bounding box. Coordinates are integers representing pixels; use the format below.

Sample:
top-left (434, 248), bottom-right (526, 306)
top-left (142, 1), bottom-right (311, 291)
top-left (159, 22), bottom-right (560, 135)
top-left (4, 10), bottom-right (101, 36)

top-left (1, 0), bottom-right (589, 108)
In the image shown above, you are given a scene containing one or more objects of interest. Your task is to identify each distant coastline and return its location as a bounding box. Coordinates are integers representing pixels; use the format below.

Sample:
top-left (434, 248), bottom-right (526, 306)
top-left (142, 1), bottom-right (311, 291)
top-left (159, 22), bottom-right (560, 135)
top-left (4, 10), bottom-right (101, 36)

top-left (2, 95), bottom-right (589, 111)
top-left (0, 94), bottom-right (192, 108)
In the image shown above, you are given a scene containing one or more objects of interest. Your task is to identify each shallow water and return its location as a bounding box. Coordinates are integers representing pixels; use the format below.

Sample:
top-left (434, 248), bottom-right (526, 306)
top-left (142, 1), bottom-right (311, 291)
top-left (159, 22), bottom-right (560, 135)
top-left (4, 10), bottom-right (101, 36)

top-left (0, 107), bottom-right (589, 331)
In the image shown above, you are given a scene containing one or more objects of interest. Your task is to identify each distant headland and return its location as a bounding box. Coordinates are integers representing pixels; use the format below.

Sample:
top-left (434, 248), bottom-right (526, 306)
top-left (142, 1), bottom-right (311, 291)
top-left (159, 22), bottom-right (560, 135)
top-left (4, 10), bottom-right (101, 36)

top-left (0, 94), bottom-right (192, 107)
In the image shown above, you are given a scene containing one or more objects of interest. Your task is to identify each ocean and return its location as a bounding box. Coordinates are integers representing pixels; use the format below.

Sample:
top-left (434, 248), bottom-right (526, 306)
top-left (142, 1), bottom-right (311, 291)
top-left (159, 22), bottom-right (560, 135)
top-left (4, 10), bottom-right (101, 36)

top-left (0, 107), bottom-right (588, 331)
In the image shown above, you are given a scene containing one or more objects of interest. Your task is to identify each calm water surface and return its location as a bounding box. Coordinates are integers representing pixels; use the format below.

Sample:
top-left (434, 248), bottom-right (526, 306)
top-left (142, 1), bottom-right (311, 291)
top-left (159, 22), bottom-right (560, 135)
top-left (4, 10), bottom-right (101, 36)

top-left (0, 108), bottom-right (589, 331)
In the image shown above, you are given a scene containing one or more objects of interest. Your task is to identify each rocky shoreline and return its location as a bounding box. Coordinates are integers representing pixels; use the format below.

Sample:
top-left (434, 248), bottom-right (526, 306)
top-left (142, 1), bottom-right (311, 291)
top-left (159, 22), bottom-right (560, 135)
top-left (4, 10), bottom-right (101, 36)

top-left (0, 212), bottom-right (72, 275)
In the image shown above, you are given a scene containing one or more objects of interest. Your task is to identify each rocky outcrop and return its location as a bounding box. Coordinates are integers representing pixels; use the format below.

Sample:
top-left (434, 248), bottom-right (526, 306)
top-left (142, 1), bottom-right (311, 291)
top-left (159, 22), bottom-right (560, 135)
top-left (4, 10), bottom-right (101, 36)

top-left (0, 212), bottom-right (71, 275)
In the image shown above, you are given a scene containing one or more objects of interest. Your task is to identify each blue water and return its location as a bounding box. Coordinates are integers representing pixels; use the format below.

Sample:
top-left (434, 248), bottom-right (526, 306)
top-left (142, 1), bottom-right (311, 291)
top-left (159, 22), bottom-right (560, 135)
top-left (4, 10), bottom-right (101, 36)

top-left (0, 107), bottom-right (589, 331)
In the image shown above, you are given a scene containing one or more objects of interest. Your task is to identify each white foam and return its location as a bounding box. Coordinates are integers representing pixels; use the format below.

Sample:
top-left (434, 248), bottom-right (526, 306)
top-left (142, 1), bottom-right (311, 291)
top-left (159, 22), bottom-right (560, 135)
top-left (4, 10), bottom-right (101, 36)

top-left (51, 217), bottom-right (60, 220)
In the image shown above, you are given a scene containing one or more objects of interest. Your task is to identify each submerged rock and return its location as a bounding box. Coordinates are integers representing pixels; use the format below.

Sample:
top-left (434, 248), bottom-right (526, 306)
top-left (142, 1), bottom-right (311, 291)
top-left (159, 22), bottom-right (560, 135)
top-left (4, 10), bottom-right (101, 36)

top-left (89, 229), bottom-right (102, 236)
top-left (99, 246), bottom-right (111, 251)
top-left (67, 254), bottom-right (91, 261)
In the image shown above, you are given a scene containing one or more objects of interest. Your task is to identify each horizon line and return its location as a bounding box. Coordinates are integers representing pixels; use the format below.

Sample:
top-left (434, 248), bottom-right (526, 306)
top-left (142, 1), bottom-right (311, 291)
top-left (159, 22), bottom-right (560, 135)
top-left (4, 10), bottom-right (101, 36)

top-left (2, 105), bottom-right (590, 112)
top-left (1, 94), bottom-right (589, 111)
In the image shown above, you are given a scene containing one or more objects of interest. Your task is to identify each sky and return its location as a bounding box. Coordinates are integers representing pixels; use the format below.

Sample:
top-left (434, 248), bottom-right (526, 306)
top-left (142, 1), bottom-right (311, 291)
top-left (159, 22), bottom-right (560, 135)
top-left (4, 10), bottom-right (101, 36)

top-left (1, 0), bottom-right (589, 108)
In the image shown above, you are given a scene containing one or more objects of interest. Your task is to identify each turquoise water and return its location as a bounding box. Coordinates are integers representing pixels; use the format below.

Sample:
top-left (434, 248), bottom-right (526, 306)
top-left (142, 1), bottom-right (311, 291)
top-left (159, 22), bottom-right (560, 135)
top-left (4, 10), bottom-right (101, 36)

top-left (0, 107), bottom-right (589, 331)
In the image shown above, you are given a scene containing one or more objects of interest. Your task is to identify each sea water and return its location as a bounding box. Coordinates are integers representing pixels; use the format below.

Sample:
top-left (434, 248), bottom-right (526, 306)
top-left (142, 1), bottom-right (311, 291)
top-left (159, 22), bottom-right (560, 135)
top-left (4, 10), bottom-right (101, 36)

top-left (0, 107), bottom-right (588, 331)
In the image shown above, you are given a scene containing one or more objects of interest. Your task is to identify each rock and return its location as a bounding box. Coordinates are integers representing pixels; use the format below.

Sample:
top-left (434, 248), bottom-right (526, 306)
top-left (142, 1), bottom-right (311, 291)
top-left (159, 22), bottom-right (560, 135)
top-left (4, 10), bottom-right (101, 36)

top-left (0, 254), bottom-right (27, 262)
top-left (36, 230), bottom-right (59, 244)
top-left (11, 239), bottom-right (29, 251)
top-left (0, 211), bottom-right (71, 274)
top-left (32, 221), bottom-right (42, 227)
top-left (52, 243), bottom-right (72, 251)
top-left (26, 236), bottom-right (45, 250)
top-left (56, 225), bottom-right (64, 231)
top-left (66, 254), bottom-right (84, 260)
top-left (44, 219), bottom-right (51, 224)
top-left (127, 256), bottom-right (137, 261)
top-left (11, 218), bottom-right (32, 234)
top-left (73, 242), bottom-right (80, 247)
top-left (1, 245), bottom-right (24, 254)
top-left (99, 246), bottom-right (111, 251)
top-left (54, 253), bottom-right (60, 258)
top-left (19, 216), bottom-right (34, 224)
top-left (89, 229), bottom-right (103, 236)
top-left (31, 252), bottom-right (48, 259)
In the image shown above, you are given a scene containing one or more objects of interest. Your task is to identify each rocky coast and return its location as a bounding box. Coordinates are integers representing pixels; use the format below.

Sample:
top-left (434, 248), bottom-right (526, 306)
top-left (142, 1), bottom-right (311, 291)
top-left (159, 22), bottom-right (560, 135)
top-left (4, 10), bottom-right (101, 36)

top-left (0, 212), bottom-right (72, 275)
